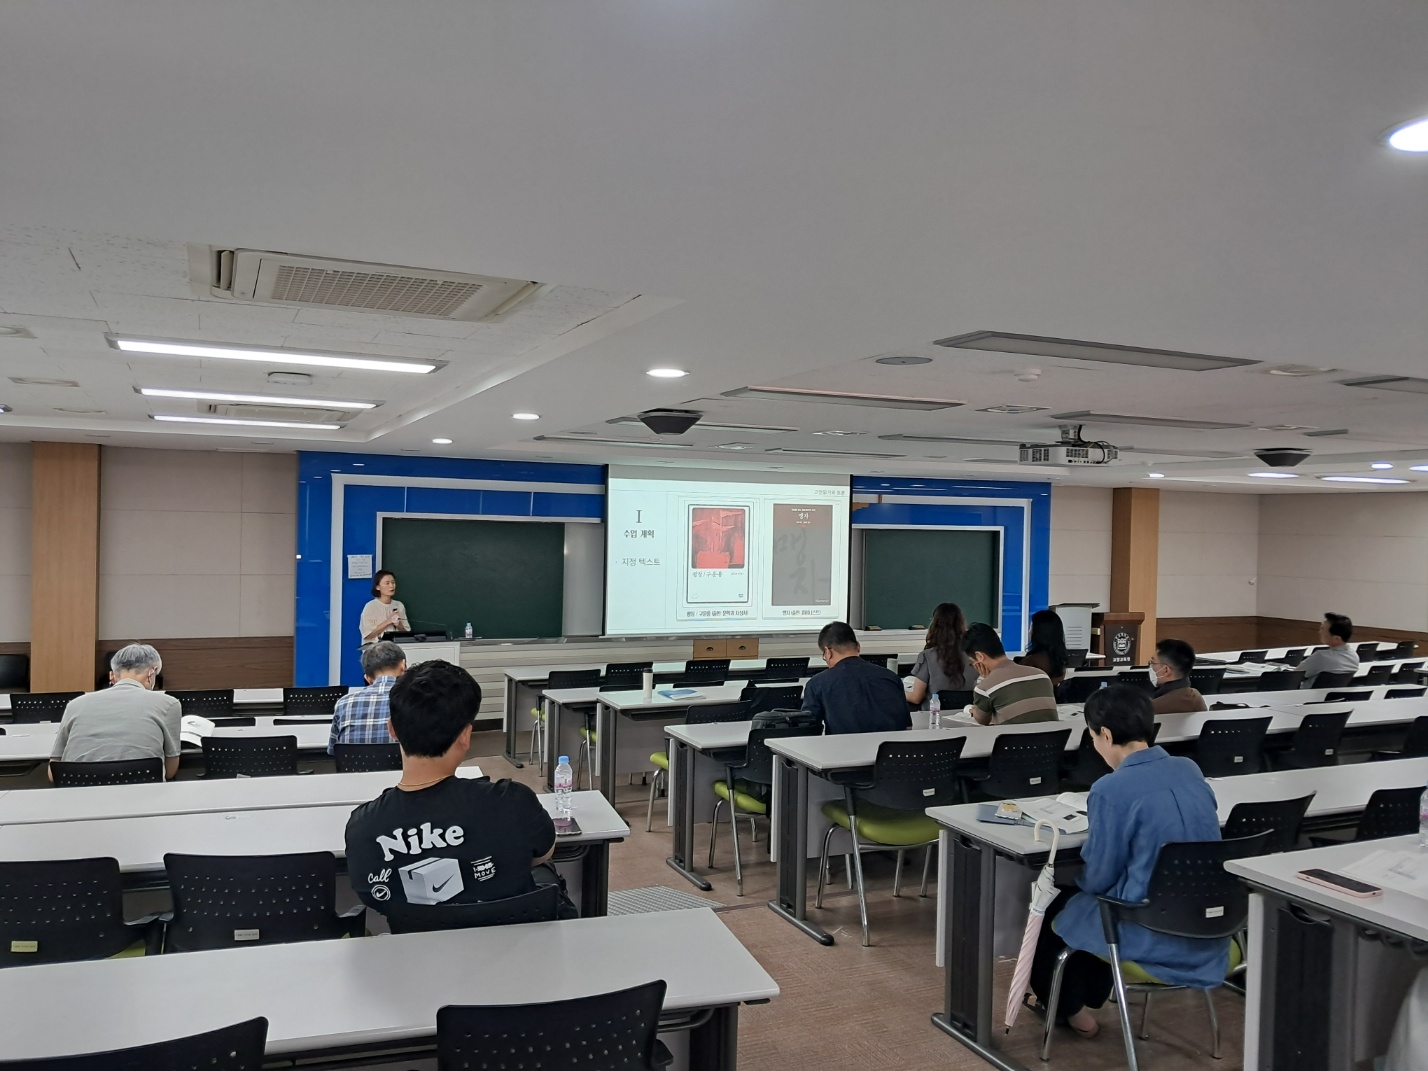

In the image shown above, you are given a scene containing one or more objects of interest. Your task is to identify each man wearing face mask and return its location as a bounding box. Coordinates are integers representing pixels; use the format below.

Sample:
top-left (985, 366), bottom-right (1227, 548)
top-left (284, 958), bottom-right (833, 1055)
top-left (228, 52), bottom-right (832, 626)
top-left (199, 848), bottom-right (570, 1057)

top-left (48, 643), bottom-right (181, 781)
top-left (1148, 638), bottom-right (1207, 715)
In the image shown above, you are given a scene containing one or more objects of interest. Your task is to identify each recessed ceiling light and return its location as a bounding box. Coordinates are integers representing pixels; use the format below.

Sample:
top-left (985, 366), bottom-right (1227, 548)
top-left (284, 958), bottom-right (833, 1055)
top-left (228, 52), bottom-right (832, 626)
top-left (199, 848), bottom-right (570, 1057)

top-left (978, 404), bottom-right (1052, 414)
top-left (250, 440), bottom-right (274, 445)
top-left (512, 412), bottom-right (540, 421)
top-left (1266, 365), bottom-right (1335, 377)
top-left (9, 376), bottom-right (79, 387)
top-left (108, 335), bottom-right (439, 374)
top-left (0, 325), bottom-right (35, 339)
top-left (1385, 116), bottom-right (1428, 152)
top-left (1248, 472), bottom-right (1300, 479)
top-left (874, 355), bottom-right (933, 366)
top-left (431, 437), bottom-right (453, 445)
top-left (811, 430), bottom-right (864, 436)
top-left (151, 414), bottom-right (342, 430)
top-left (1371, 462), bottom-right (1394, 470)
top-left (1318, 475), bottom-right (1410, 484)
top-left (1146, 472), bottom-right (1166, 479)
top-left (723, 386), bottom-right (962, 410)
top-left (138, 387), bottom-right (377, 409)
top-left (934, 331), bottom-right (1259, 371)
top-left (646, 368), bottom-right (688, 378)
top-left (267, 371), bottom-right (313, 386)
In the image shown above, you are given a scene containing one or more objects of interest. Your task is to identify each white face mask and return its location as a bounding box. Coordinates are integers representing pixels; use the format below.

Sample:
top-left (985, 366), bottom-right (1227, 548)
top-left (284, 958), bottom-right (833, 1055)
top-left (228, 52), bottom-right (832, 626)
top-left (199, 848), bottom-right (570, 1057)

top-left (1147, 665), bottom-right (1160, 684)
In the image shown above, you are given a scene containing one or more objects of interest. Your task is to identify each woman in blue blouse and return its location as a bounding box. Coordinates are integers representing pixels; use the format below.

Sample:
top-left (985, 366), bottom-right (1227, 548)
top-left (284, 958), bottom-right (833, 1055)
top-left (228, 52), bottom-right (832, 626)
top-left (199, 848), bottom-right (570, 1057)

top-left (1030, 684), bottom-right (1223, 1039)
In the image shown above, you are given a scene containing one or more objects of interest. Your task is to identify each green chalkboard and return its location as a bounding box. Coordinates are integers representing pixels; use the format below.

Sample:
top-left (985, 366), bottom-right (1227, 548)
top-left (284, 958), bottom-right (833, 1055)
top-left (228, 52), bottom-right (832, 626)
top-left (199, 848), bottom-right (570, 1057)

top-left (862, 528), bottom-right (1000, 630)
top-left (381, 518), bottom-right (565, 640)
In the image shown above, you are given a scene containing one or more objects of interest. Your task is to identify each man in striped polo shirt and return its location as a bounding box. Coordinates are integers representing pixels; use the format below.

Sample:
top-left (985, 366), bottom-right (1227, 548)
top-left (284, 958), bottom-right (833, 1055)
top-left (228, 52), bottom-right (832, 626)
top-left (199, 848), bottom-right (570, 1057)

top-left (962, 622), bottom-right (1059, 725)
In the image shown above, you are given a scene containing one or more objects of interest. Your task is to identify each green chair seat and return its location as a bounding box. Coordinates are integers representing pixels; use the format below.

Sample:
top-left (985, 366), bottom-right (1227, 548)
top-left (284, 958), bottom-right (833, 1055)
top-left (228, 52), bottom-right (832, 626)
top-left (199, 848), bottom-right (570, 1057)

top-left (1114, 937), bottom-right (1242, 986)
top-left (580, 727), bottom-right (596, 743)
top-left (111, 938), bottom-right (149, 960)
top-left (821, 799), bottom-right (940, 846)
top-left (714, 778), bottom-right (768, 815)
top-left (649, 752), bottom-right (669, 771)
top-left (529, 706), bottom-right (545, 722)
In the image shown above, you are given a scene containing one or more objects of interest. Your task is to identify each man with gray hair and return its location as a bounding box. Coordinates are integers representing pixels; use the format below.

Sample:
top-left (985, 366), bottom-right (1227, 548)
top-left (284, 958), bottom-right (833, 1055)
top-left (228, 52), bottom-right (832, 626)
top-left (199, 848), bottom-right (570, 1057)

top-left (48, 643), bottom-right (181, 780)
top-left (327, 640), bottom-right (408, 754)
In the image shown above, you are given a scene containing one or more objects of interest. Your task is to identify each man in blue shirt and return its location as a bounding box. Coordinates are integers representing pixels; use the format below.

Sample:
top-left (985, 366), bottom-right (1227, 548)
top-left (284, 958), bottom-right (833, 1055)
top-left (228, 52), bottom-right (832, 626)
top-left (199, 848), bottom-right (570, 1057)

top-left (1030, 684), bottom-right (1222, 1039)
top-left (800, 621), bottom-right (911, 735)
top-left (327, 641), bottom-right (407, 754)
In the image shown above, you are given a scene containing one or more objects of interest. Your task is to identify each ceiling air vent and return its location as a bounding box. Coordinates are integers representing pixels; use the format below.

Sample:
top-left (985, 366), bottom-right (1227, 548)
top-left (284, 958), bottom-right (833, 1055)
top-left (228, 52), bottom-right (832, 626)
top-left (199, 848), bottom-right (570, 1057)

top-left (204, 249), bottom-right (544, 322)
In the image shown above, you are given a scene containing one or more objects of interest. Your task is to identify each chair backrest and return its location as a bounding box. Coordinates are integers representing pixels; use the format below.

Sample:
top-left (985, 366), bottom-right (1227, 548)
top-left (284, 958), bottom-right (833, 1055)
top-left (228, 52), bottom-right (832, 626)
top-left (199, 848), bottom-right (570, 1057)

top-left (386, 884), bottom-right (561, 934)
top-left (1392, 660), bottom-right (1424, 683)
top-left (281, 686), bottom-right (347, 715)
top-left (858, 653), bottom-right (893, 668)
top-left (1193, 717), bottom-right (1271, 777)
top-left (1275, 648), bottom-right (1307, 666)
top-left (548, 668), bottom-right (601, 691)
top-left (1396, 716), bottom-right (1428, 756)
top-left (861, 737), bottom-right (967, 811)
top-left (0, 653), bottom-right (29, 691)
top-left (201, 735), bottom-right (298, 778)
top-left (680, 659), bottom-right (730, 683)
top-left (763, 656), bottom-right (809, 680)
top-left (1356, 642), bottom-right (1383, 662)
top-left (1064, 648), bottom-right (1089, 670)
top-left (333, 742), bottom-right (402, 772)
top-left (1254, 669), bottom-right (1304, 691)
top-left (729, 723), bottom-right (823, 787)
top-left (167, 689), bottom-right (234, 717)
top-left (601, 662), bottom-right (652, 690)
top-left (1356, 787), bottom-right (1424, 841)
top-left (1238, 650), bottom-right (1268, 664)
top-left (744, 684), bottom-right (803, 715)
top-left (1308, 670), bottom-right (1356, 689)
top-left (1362, 664), bottom-right (1393, 685)
top-left (981, 728), bottom-right (1073, 799)
top-left (162, 851), bottom-right (351, 952)
top-left (437, 980), bottom-right (668, 1071)
top-left (936, 689), bottom-right (974, 710)
top-left (1064, 729), bottom-right (1113, 789)
top-left (0, 857), bottom-right (137, 967)
top-left (50, 758), bottom-right (165, 787)
top-left (212, 716), bottom-right (257, 727)
top-left (0, 1018), bottom-right (269, 1070)
top-left (1321, 690), bottom-right (1371, 703)
top-left (1114, 832), bottom-right (1272, 940)
top-left (1385, 687), bottom-right (1426, 700)
top-left (1223, 794), bottom-right (1315, 854)
top-left (1187, 667), bottom-right (1227, 695)
top-left (684, 701), bottom-right (751, 725)
top-left (1285, 711), bottom-right (1350, 767)
top-left (1392, 640), bottom-right (1417, 657)
top-left (1055, 676), bottom-right (1108, 704)
top-left (8, 691), bottom-right (81, 723)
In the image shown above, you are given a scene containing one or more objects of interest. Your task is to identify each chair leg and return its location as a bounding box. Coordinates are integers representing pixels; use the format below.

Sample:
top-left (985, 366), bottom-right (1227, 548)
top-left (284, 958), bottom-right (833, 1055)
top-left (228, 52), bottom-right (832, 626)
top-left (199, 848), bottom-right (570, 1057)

top-left (645, 769), bottom-right (663, 833)
top-left (845, 853), bottom-right (853, 889)
top-left (844, 790), bottom-right (872, 946)
top-left (920, 843), bottom-right (934, 897)
top-left (893, 848), bottom-right (905, 898)
top-left (1202, 989), bottom-right (1221, 1059)
top-left (1041, 946), bottom-right (1072, 1061)
top-left (1139, 990), bottom-right (1152, 1039)
top-left (729, 789), bottom-right (745, 896)
top-left (1106, 942), bottom-right (1141, 1071)
top-left (815, 824), bottom-right (838, 908)
top-left (707, 799), bottom-right (724, 867)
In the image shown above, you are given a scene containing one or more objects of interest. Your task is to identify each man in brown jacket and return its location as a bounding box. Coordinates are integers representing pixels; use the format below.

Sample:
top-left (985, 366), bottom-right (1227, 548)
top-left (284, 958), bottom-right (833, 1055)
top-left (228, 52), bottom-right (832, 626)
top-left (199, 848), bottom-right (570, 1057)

top-left (1148, 638), bottom-right (1208, 715)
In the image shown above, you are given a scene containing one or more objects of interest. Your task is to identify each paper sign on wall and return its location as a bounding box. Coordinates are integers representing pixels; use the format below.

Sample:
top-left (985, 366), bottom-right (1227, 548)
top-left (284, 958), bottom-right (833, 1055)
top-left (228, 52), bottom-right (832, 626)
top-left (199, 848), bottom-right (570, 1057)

top-left (346, 554), bottom-right (374, 580)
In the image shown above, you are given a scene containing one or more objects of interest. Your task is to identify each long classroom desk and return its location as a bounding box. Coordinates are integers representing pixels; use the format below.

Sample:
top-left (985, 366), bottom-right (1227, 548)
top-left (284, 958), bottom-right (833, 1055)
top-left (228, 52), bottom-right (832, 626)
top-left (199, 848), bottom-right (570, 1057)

top-left (0, 789), bottom-right (627, 916)
top-left (1200, 641), bottom-right (1400, 663)
top-left (0, 907), bottom-right (777, 1071)
top-left (0, 717), bottom-right (334, 764)
top-left (0, 687), bottom-right (357, 715)
top-left (925, 758), bottom-right (1428, 1071)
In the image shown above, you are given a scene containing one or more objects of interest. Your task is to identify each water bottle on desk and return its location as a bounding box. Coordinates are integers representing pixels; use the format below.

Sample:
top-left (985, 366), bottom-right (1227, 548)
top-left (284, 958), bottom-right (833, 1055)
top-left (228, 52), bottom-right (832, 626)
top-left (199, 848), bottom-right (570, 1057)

top-left (929, 691), bottom-right (942, 730)
top-left (1419, 782), bottom-right (1428, 848)
top-left (554, 756), bottom-right (574, 816)
top-left (464, 622), bottom-right (474, 640)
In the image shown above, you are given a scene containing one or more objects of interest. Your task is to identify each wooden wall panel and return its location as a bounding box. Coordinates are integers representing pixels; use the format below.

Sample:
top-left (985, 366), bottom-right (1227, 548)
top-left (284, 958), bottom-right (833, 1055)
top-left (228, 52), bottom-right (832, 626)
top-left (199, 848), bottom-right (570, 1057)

top-left (1110, 487), bottom-right (1160, 651)
top-left (29, 443), bottom-right (100, 692)
top-left (1158, 616), bottom-right (1260, 655)
top-left (95, 636), bottom-right (293, 690)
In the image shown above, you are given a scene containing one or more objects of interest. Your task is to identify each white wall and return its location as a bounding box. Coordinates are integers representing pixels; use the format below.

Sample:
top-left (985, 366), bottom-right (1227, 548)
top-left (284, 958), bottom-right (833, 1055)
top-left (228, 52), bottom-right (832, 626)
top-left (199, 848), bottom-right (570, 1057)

top-left (98, 448), bottom-right (296, 639)
top-left (0, 444), bottom-right (31, 642)
top-left (1157, 490), bottom-right (1259, 617)
top-left (1048, 485), bottom-right (1113, 611)
top-left (1258, 492), bottom-right (1428, 632)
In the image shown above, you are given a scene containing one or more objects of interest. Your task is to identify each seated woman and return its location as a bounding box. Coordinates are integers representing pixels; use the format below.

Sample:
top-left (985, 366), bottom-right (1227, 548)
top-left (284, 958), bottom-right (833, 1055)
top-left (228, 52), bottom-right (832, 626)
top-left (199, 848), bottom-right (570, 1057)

top-left (1029, 684), bottom-right (1222, 1039)
top-left (1016, 608), bottom-right (1070, 688)
top-left (906, 602), bottom-right (979, 708)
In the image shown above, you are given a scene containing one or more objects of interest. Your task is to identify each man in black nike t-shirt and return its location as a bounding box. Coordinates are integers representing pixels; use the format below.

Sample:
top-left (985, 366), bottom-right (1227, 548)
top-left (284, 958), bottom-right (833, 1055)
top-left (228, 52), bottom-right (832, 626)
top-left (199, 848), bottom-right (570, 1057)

top-left (345, 660), bottom-right (557, 920)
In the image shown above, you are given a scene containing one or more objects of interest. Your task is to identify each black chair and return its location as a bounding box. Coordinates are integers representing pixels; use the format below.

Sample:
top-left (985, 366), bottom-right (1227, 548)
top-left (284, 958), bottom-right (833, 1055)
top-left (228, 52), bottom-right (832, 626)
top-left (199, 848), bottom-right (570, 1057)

top-left (548, 669), bottom-right (607, 784)
top-left (8, 692), bottom-right (81, 723)
top-left (1274, 711), bottom-right (1350, 770)
top-left (161, 852), bottom-right (365, 952)
top-left (1385, 687), bottom-right (1426, 699)
top-left (1063, 648), bottom-right (1089, 670)
top-left (207, 716), bottom-right (256, 727)
top-left (386, 884), bottom-right (561, 934)
top-left (1063, 729), bottom-right (1112, 790)
top-left (550, 669), bottom-right (602, 691)
top-left (962, 727), bottom-right (1073, 800)
top-left (1320, 689), bottom-right (1371, 703)
top-left (1272, 647), bottom-right (1307, 666)
top-left (1253, 669), bottom-right (1304, 691)
top-left (0, 653), bottom-right (29, 692)
top-left (601, 661), bottom-right (652, 691)
top-left (1390, 640), bottom-right (1417, 659)
top-left (708, 723), bottom-right (823, 895)
top-left (677, 659), bottom-right (730, 685)
top-left (167, 689), bottom-right (234, 717)
top-left (1311, 786), bottom-right (1423, 846)
top-left (646, 701), bottom-right (752, 832)
top-left (273, 717), bottom-right (325, 725)
top-left (762, 656), bottom-right (810, 681)
top-left (50, 758), bottom-right (165, 787)
top-left (1056, 676), bottom-right (1110, 704)
top-left (436, 980), bottom-right (671, 1071)
top-left (1192, 717), bottom-right (1271, 777)
top-left (333, 742), bottom-right (402, 772)
top-left (1307, 670), bottom-right (1356, 689)
top-left (816, 737), bottom-right (966, 946)
top-left (200, 735), bottom-right (298, 778)
top-left (281, 686), bottom-right (347, 715)
top-left (1356, 642), bottom-right (1383, 662)
top-left (1222, 795), bottom-right (1314, 855)
top-left (743, 684), bottom-right (802, 715)
top-left (935, 689), bottom-right (975, 710)
top-left (0, 858), bottom-right (161, 967)
top-left (1361, 664), bottom-right (1393, 685)
top-left (1392, 660), bottom-right (1424, 684)
top-left (1188, 667), bottom-right (1227, 696)
top-left (0, 1018), bottom-right (268, 1070)
top-left (1372, 716), bottom-right (1428, 761)
top-left (859, 653), bottom-right (893, 668)
top-left (1041, 833), bottom-right (1272, 1067)
top-left (1238, 650), bottom-right (1268, 664)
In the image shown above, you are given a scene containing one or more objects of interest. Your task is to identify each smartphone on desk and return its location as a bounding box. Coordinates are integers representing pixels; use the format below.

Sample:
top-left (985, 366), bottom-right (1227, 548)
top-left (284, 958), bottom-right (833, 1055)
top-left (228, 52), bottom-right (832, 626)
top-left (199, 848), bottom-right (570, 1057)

top-left (1296, 869), bottom-right (1382, 898)
top-left (554, 816), bottom-right (583, 837)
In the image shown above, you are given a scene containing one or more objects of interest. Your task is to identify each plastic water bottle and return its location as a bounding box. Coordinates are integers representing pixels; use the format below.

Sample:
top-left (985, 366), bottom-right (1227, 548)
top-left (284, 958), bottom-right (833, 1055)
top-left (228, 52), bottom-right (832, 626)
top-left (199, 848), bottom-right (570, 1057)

top-left (1419, 783), bottom-right (1428, 848)
top-left (928, 691), bottom-right (942, 730)
top-left (463, 622), bottom-right (473, 639)
top-left (554, 756), bottom-right (574, 816)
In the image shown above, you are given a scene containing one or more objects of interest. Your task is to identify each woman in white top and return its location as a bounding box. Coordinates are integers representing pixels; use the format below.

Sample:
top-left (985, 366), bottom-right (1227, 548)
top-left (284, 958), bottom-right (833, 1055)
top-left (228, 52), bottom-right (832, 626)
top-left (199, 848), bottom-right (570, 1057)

top-left (359, 570), bottom-right (409, 647)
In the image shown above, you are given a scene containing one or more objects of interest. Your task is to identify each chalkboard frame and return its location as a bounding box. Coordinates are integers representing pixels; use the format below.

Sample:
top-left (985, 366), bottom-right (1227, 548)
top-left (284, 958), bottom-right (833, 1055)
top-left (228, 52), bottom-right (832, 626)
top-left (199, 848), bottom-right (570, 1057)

top-left (856, 523), bottom-right (1004, 632)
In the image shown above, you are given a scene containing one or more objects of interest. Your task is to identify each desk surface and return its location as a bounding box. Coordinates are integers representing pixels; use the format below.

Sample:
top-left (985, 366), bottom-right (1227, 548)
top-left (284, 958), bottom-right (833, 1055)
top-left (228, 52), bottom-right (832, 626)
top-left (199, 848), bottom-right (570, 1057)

top-left (0, 688), bottom-right (357, 714)
top-left (1227, 835), bottom-right (1428, 944)
top-left (0, 790), bottom-right (627, 871)
top-left (593, 684), bottom-right (757, 712)
top-left (1199, 642), bottom-right (1400, 663)
top-left (0, 907), bottom-right (777, 1060)
top-left (766, 720), bottom-right (1084, 772)
top-left (0, 719), bottom-right (333, 763)
top-left (0, 765), bottom-right (486, 826)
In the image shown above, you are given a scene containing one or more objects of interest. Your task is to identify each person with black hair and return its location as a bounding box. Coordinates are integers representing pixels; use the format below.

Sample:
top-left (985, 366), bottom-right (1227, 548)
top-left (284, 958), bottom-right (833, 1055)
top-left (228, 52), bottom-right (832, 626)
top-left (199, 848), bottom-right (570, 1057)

top-left (359, 569), bottom-right (410, 647)
top-left (906, 602), bottom-right (978, 709)
top-left (1016, 609), bottom-right (1070, 688)
top-left (345, 660), bottom-right (559, 919)
top-left (1298, 612), bottom-right (1359, 687)
top-left (1029, 685), bottom-right (1222, 1040)
top-left (799, 621), bottom-right (911, 734)
top-left (1148, 637), bottom-right (1207, 715)
top-left (962, 623), bottom-right (1058, 725)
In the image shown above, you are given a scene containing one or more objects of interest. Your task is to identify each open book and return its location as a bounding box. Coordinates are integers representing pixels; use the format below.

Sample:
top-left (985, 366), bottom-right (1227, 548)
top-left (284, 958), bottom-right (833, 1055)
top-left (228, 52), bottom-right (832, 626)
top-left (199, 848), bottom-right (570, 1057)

top-left (180, 714), bottom-right (215, 749)
top-left (1016, 792), bottom-right (1090, 835)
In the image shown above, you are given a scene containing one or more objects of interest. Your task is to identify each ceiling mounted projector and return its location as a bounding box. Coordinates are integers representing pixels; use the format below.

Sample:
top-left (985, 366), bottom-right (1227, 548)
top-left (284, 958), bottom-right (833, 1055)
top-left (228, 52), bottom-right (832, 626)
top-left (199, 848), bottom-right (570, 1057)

top-left (637, 408), bottom-right (702, 435)
top-left (1252, 447), bottom-right (1311, 467)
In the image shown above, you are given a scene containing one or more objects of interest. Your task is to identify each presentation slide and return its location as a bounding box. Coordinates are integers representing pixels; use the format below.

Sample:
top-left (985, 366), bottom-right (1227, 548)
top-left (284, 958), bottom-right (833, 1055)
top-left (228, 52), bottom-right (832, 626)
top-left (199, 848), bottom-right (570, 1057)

top-left (605, 466), bottom-right (851, 636)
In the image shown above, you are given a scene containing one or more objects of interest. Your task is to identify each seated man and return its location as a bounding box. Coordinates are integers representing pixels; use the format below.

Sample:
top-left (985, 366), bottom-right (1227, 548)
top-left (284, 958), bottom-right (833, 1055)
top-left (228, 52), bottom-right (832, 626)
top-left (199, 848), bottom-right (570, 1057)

top-left (1149, 638), bottom-right (1208, 715)
top-left (1298, 612), bottom-right (1359, 687)
top-left (800, 621), bottom-right (911, 734)
top-left (1030, 685), bottom-right (1223, 1038)
top-left (345, 660), bottom-right (561, 921)
top-left (48, 643), bottom-right (180, 781)
top-left (963, 623), bottom-right (1058, 724)
top-left (327, 640), bottom-right (407, 754)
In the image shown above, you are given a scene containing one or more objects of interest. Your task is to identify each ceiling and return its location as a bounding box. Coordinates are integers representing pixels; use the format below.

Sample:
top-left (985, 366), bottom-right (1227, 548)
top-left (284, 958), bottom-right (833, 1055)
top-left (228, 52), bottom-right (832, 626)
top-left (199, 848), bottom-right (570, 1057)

top-left (2, 1), bottom-right (1428, 493)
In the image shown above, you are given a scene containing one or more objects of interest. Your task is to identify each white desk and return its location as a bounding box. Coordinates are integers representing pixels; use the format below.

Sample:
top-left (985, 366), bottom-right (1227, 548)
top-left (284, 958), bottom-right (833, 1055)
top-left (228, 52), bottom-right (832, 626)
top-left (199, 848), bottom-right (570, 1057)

top-left (0, 687), bottom-right (357, 715)
top-left (0, 718), bottom-right (334, 764)
top-left (0, 907), bottom-right (777, 1071)
top-left (1199, 642), bottom-right (1401, 663)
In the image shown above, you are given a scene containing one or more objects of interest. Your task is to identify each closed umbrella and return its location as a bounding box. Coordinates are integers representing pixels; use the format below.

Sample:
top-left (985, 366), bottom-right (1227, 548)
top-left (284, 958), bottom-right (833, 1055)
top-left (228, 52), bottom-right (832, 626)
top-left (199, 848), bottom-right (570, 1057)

top-left (1005, 818), bottom-right (1062, 1032)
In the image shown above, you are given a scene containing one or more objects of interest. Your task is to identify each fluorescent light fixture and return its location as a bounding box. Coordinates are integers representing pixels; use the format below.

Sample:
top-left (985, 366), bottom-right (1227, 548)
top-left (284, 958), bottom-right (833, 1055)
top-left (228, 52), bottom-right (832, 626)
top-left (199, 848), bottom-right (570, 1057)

top-left (0, 325), bottom-right (35, 339)
top-left (978, 404), bottom-right (1051, 414)
top-left (934, 331), bottom-right (1259, 371)
top-left (1386, 117), bottom-right (1428, 152)
top-left (151, 414), bottom-right (341, 430)
top-left (1052, 411), bottom-right (1251, 430)
top-left (1303, 428), bottom-right (1349, 437)
top-left (723, 386), bottom-right (962, 411)
top-left (1146, 472), bottom-right (1165, 479)
top-left (1257, 424), bottom-right (1317, 432)
top-left (763, 447), bottom-right (905, 459)
top-left (9, 376), bottom-right (78, 387)
top-left (431, 438), bottom-right (453, 445)
top-left (138, 387), bottom-right (377, 409)
top-left (109, 334), bottom-right (438, 374)
top-left (646, 368), bottom-right (688, 378)
top-left (1318, 475), bottom-right (1410, 484)
top-left (1371, 462), bottom-right (1394, 470)
top-left (1266, 365), bottom-right (1335, 377)
top-left (1411, 465), bottom-right (1428, 472)
top-left (1339, 375), bottom-right (1428, 396)
top-left (533, 434), bottom-right (693, 449)
top-left (512, 412), bottom-right (540, 421)
top-left (811, 430), bottom-right (865, 436)
top-left (1248, 472), bottom-right (1300, 479)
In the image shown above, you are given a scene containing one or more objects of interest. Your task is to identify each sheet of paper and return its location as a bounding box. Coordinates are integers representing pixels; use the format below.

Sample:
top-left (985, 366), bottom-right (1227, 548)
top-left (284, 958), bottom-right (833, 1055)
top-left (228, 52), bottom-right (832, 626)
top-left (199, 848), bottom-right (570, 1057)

top-left (1344, 849), bottom-right (1428, 899)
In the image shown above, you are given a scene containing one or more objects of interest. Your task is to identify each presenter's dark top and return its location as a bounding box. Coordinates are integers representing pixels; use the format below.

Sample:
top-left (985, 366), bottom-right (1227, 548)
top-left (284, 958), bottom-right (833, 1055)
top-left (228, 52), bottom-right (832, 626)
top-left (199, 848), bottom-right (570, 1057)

top-left (345, 776), bottom-right (555, 915)
top-left (801, 655), bottom-right (911, 735)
